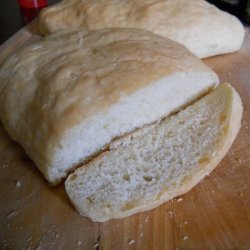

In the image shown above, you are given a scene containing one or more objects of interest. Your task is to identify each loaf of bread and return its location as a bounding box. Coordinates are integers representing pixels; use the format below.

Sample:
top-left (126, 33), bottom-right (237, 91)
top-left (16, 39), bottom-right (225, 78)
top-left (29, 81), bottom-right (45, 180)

top-left (0, 28), bottom-right (218, 184)
top-left (65, 83), bottom-right (243, 222)
top-left (38, 0), bottom-right (244, 58)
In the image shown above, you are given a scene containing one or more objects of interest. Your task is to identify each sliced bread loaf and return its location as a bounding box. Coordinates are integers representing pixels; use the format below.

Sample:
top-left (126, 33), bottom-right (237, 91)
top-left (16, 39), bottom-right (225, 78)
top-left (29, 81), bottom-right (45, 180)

top-left (0, 28), bottom-right (218, 184)
top-left (65, 83), bottom-right (243, 222)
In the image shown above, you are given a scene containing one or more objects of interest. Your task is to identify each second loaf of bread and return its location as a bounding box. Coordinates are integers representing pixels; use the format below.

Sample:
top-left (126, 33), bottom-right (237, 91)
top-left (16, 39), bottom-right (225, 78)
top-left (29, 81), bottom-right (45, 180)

top-left (38, 0), bottom-right (245, 58)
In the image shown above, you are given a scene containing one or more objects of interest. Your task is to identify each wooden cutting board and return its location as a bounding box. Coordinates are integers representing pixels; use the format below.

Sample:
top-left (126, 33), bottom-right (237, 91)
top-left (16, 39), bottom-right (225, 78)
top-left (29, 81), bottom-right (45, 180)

top-left (0, 20), bottom-right (250, 250)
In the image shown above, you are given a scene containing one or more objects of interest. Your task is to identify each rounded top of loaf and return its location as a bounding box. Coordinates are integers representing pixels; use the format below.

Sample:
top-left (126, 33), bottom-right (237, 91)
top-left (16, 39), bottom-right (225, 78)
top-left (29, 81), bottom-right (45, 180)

top-left (0, 28), bottom-right (213, 133)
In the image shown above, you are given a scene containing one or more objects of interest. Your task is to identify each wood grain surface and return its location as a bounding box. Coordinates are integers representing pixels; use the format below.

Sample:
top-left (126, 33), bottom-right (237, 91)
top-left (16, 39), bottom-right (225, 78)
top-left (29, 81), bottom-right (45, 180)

top-left (0, 21), bottom-right (250, 250)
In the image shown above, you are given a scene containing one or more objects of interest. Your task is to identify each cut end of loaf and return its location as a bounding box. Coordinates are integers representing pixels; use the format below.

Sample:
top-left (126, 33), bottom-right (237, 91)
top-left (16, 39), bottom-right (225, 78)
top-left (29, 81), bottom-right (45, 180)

top-left (0, 27), bottom-right (219, 185)
top-left (46, 71), bottom-right (218, 184)
top-left (65, 83), bottom-right (242, 222)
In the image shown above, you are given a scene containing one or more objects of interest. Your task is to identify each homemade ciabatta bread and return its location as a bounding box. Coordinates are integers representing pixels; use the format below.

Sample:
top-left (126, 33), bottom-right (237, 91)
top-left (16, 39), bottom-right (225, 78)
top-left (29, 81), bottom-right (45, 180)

top-left (65, 83), bottom-right (243, 222)
top-left (0, 28), bottom-right (218, 185)
top-left (38, 0), bottom-right (244, 58)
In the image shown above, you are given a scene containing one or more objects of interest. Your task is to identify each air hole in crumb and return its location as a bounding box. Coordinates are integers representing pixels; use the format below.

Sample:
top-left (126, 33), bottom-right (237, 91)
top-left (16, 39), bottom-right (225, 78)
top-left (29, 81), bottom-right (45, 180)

top-left (110, 172), bottom-right (116, 176)
top-left (143, 176), bottom-right (152, 182)
top-left (166, 131), bottom-right (174, 137)
top-left (103, 124), bottom-right (109, 129)
top-left (86, 196), bottom-right (94, 204)
top-left (169, 157), bottom-right (177, 163)
top-left (106, 204), bottom-right (111, 208)
top-left (220, 114), bottom-right (227, 123)
top-left (123, 174), bottom-right (130, 181)
top-left (58, 167), bottom-right (65, 173)
top-left (70, 174), bottom-right (77, 181)
top-left (122, 201), bottom-right (136, 211)
top-left (198, 156), bottom-right (210, 165)
top-left (92, 48), bottom-right (98, 54)
top-left (178, 120), bottom-right (185, 125)
top-left (191, 137), bottom-right (196, 143)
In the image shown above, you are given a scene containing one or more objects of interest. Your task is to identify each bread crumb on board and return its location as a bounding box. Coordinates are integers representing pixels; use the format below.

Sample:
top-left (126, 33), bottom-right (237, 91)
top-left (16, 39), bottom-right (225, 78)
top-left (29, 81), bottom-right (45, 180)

top-left (128, 239), bottom-right (136, 245)
top-left (7, 210), bottom-right (19, 219)
top-left (1, 240), bottom-right (11, 249)
top-left (183, 236), bottom-right (189, 240)
top-left (167, 210), bottom-right (173, 218)
top-left (15, 180), bottom-right (21, 187)
top-left (177, 197), bottom-right (183, 202)
top-left (94, 242), bottom-right (99, 248)
top-left (234, 156), bottom-right (242, 163)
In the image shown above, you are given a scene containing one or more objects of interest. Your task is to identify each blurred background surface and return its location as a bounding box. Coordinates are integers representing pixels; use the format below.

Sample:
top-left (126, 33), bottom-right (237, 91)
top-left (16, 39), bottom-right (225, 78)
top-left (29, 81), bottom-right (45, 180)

top-left (0, 0), bottom-right (249, 44)
top-left (0, 0), bottom-right (59, 44)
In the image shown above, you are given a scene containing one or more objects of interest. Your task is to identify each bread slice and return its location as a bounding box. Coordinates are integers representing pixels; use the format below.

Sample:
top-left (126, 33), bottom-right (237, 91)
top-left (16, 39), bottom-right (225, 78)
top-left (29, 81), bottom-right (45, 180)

top-left (38, 0), bottom-right (244, 58)
top-left (0, 28), bottom-right (218, 185)
top-left (65, 83), bottom-right (243, 222)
